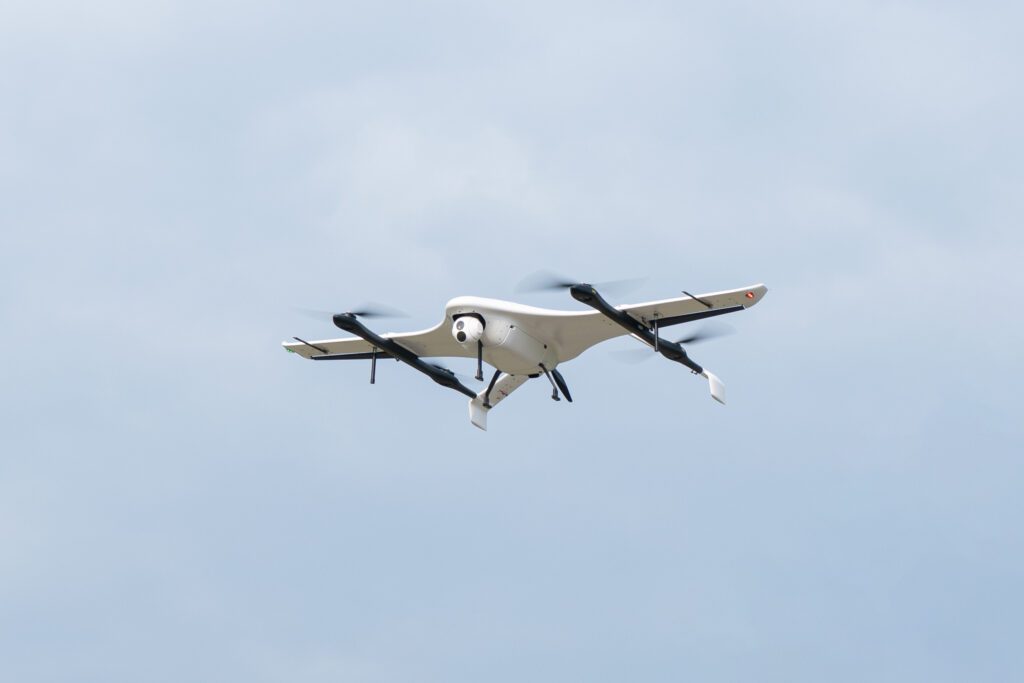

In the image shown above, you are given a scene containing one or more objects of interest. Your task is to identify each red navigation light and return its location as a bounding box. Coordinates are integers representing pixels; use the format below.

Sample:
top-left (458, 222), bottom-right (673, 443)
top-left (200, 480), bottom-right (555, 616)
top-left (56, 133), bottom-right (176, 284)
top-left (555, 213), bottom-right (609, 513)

top-left (745, 291), bottom-right (755, 299)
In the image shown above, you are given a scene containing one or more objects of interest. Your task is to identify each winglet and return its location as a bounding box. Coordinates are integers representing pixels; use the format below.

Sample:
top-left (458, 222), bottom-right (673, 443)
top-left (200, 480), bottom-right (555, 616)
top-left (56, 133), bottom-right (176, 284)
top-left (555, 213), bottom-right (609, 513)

top-left (469, 399), bottom-right (489, 431)
top-left (701, 370), bottom-right (726, 404)
top-left (467, 373), bottom-right (531, 431)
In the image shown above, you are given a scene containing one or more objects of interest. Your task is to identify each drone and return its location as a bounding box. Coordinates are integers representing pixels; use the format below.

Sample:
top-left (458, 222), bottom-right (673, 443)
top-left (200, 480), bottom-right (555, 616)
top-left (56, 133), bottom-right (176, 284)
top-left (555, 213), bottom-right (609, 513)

top-left (283, 278), bottom-right (767, 430)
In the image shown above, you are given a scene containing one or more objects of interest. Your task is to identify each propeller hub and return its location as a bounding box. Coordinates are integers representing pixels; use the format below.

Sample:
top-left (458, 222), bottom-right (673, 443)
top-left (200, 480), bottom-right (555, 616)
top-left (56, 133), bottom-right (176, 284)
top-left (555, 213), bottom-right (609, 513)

top-left (569, 283), bottom-right (595, 303)
top-left (332, 313), bottom-right (360, 331)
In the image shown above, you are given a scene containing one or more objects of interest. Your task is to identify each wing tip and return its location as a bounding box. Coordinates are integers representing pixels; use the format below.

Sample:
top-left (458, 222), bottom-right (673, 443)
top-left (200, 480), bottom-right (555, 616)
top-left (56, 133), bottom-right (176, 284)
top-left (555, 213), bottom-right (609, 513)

top-left (742, 284), bottom-right (768, 308)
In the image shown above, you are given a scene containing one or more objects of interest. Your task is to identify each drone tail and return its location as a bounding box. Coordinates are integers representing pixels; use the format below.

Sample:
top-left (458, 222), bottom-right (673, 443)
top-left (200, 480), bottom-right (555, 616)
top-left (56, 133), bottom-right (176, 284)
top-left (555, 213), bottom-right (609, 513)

top-left (469, 399), bottom-right (489, 431)
top-left (701, 370), bottom-right (726, 405)
top-left (468, 372), bottom-right (531, 431)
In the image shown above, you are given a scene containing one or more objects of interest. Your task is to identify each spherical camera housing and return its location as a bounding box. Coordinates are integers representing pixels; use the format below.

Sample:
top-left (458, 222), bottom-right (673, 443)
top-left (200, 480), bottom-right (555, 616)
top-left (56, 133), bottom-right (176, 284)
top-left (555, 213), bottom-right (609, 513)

top-left (451, 315), bottom-right (484, 346)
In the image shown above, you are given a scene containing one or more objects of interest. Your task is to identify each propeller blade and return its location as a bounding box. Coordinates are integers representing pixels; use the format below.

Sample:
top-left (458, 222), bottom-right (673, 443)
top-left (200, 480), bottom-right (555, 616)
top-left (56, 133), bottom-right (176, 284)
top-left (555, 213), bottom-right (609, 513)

top-left (609, 323), bottom-right (735, 364)
top-left (346, 302), bottom-right (409, 319)
top-left (514, 270), bottom-right (579, 292)
top-left (594, 276), bottom-right (648, 296)
top-left (292, 302), bottom-right (408, 321)
top-left (515, 270), bottom-right (646, 295)
top-left (675, 323), bottom-right (734, 345)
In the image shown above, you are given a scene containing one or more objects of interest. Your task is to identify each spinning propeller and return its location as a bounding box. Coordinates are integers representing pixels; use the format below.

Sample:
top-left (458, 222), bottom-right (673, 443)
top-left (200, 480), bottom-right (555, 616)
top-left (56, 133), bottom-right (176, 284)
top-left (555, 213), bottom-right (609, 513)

top-left (611, 323), bottom-right (735, 363)
top-left (293, 302), bottom-right (409, 322)
top-left (515, 270), bottom-right (646, 296)
top-left (674, 325), bottom-right (735, 345)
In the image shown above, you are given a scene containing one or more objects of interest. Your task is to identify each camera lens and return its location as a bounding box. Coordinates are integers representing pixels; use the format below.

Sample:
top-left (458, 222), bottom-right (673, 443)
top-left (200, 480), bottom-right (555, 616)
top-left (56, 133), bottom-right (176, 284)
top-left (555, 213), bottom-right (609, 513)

top-left (456, 331), bottom-right (467, 342)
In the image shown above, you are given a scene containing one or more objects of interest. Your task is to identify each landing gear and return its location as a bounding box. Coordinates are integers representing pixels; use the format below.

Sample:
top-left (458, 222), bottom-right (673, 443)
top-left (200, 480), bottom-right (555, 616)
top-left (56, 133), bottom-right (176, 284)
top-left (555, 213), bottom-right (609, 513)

top-left (538, 364), bottom-right (573, 403)
top-left (538, 363), bottom-right (560, 401)
top-left (482, 369), bottom-right (502, 408)
top-left (551, 368), bottom-right (573, 403)
top-left (475, 340), bottom-right (484, 381)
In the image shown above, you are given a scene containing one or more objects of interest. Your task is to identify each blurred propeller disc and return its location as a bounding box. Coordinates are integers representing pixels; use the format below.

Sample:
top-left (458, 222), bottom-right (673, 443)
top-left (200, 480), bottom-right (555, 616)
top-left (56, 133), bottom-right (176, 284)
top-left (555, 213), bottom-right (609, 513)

top-left (515, 270), bottom-right (647, 296)
top-left (293, 302), bottom-right (409, 322)
top-left (609, 323), bottom-right (735, 363)
top-left (674, 323), bottom-right (735, 345)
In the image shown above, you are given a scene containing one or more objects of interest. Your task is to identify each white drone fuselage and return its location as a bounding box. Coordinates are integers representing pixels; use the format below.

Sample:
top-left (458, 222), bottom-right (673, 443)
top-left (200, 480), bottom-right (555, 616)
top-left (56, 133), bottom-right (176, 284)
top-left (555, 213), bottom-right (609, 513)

top-left (448, 297), bottom-right (566, 375)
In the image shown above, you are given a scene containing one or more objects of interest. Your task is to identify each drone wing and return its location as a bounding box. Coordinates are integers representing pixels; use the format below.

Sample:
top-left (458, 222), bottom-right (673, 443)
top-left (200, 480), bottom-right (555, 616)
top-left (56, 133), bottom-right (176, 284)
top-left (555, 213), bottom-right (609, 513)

top-left (282, 320), bottom-right (474, 360)
top-left (541, 283), bottom-right (767, 363)
top-left (619, 284), bottom-right (768, 328)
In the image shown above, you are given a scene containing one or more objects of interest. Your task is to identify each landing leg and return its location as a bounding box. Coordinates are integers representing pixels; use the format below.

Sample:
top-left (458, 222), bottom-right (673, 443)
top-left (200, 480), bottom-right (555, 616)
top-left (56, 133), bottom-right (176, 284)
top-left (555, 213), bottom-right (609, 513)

top-left (475, 340), bottom-right (484, 381)
top-left (483, 369), bottom-right (502, 408)
top-left (538, 363), bottom-right (561, 401)
top-left (551, 368), bottom-right (573, 403)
